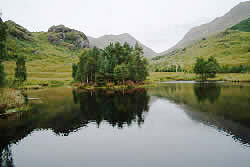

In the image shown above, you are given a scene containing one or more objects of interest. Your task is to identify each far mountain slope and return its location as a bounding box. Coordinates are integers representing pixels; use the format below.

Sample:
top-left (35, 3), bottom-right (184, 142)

top-left (151, 18), bottom-right (250, 71)
top-left (158, 1), bottom-right (250, 57)
top-left (88, 33), bottom-right (156, 59)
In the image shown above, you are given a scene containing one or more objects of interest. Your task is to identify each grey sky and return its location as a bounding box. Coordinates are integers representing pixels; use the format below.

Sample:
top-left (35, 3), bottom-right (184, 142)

top-left (1, 0), bottom-right (248, 52)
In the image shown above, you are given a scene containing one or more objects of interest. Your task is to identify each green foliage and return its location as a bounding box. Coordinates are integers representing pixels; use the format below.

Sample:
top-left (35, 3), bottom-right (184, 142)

top-left (0, 18), bottom-right (7, 86)
top-left (0, 18), bottom-right (8, 60)
top-left (15, 56), bottom-right (27, 82)
top-left (72, 63), bottom-right (78, 80)
top-left (114, 63), bottom-right (129, 83)
top-left (73, 42), bottom-right (149, 85)
top-left (193, 56), bottom-right (220, 81)
top-left (155, 65), bottom-right (184, 72)
top-left (230, 18), bottom-right (250, 32)
top-left (206, 56), bottom-right (220, 78)
top-left (219, 64), bottom-right (250, 73)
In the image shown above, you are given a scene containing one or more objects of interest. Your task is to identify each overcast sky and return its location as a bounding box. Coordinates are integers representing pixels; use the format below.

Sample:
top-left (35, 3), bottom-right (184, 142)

top-left (1, 0), bottom-right (248, 52)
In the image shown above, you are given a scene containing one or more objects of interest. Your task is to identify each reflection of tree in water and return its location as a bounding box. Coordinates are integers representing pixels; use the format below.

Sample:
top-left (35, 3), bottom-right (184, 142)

top-left (193, 83), bottom-right (221, 103)
top-left (0, 88), bottom-right (150, 166)
top-left (0, 145), bottom-right (15, 167)
top-left (72, 88), bottom-right (150, 128)
top-left (0, 88), bottom-right (150, 146)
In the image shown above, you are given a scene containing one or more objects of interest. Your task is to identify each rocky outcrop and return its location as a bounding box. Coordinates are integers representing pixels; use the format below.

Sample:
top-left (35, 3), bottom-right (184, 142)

top-left (48, 25), bottom-right (89, 49)
top-left (5, 20), bottom-right (33, 41)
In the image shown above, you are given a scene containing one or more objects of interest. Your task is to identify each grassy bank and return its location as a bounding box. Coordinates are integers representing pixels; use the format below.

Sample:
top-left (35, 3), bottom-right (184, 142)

top-left (0, 88), bottom-right (28, 115)
top-left (148, 72), bottom-right (250, 82)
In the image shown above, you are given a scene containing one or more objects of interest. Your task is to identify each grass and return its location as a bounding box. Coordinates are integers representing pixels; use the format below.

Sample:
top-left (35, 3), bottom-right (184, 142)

top-left (0, 88), bottom-right (26, 114)
top-left (4, 31), bottom-right (87, 86)
top-left (3, 24), bottom-right (250, 87)
top-left (151, 30), bottom-right (250, 71)
top-left (148, 72), bottom-right (250, 82)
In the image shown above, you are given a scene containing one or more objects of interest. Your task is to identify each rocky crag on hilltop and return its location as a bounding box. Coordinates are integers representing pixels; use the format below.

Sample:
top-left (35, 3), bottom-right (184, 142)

top-left (48, 25), bottom-right (89, 49)
top-left (5, 20), bottom-right (33, 41)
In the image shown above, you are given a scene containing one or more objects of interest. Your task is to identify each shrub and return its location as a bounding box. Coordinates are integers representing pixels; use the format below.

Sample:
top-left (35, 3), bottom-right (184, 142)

top-left (193, 56), bottom-right (220, 81)
top-left (15, 55), bottom-right (27, 82)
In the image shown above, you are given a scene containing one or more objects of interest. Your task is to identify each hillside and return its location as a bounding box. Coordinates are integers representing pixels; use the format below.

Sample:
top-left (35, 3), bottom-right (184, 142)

top-left (231, 18), bottom-right (250, 32)
top-left (158, 1), bottom-right (250, 57)
top-left (3, 21), bottom-right (88, 82)
top-left (2, 20), bottom-right (153, 83)
top-left (88, 33), bottom-right (156, 59)
top-left (151, 22), bottom-right (250, 71)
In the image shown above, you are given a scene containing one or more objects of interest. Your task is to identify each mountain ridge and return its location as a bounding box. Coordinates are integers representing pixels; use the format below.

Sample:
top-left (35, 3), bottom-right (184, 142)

top-left (88, 33), bottom-right (157, 59)
top-left (157, 1), bottom-right (250, 57)
top-left (151, 18), bottom-right (250, 71)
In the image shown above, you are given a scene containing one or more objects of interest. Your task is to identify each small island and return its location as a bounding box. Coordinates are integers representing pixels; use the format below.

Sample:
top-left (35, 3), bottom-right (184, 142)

top-left (72, 42), bottom-right (149, 89)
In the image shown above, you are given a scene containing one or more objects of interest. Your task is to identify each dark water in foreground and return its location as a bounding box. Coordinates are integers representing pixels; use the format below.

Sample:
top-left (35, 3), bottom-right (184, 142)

top-left (1, 82), bottom-right (250, 167)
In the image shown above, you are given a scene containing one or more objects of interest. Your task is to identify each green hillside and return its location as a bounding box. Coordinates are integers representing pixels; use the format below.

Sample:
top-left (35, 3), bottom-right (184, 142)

top-left (231, 18), bottom-right (250, 32)
top-left (3, 21), bottom-right (88, 83)
top-left (151, 21), bottom-right (250, 72)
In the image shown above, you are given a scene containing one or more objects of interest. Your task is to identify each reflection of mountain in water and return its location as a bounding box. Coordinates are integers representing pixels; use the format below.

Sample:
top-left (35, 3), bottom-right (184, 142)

top-left (0, 88), bottom-right (150, 166)
top-left (149, 83), bottom-right (250, 145)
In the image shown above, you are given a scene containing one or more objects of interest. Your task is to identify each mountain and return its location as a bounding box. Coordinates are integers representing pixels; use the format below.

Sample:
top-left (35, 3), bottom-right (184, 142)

top-left (2, 19), bottom-right (88, 82)
top-left (151, 18), bottom-right (250, 71)
top-left (48, 25), bottom-right (89, 49)
top-left (231, 17), bottom-right (250, 32)
top-left (88, 33), bottom-right (156, 59)
top-left (158, 1), bottom-right (250, 57)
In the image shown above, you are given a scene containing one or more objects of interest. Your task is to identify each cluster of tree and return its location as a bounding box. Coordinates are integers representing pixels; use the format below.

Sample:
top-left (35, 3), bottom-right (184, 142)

top-left (0, 17), bottom-right (27, 86)
top-left (193, 56), bottom-right (220, 81)
top-left (155, 65), bottom-right (184, 72)
top-left (72, 42), bottom-right (149, 85)
top-left (219, 64), bottom-right (250, 73)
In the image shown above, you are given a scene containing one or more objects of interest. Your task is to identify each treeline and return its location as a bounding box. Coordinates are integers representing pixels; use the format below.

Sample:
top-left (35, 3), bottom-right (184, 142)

top-left (193, 56), bottom-right (250, 81)
top-left (155, 65), bottom-right (184, 72)
top-left (154, 61), bottom-right (250, 74)
top-left (219, 65), bottom-right (250, 73)
top-left (72, 42), bottom-right (149, 85)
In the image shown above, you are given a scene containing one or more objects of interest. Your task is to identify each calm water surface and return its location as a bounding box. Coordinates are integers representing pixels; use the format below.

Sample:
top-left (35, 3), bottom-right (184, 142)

top-left (1, 82), bottom-right (250, 167)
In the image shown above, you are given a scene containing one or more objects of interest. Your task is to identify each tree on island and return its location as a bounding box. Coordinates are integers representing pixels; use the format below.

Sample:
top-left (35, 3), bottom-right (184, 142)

top-left (114, 63), bottom-right (129, 84)
top-left (72, 42), bottom-right (149, 85)
top-left (193, 56), bottom-right (220, 81)
top-left (15, 56), bottom-right (27, 82)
